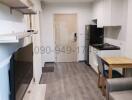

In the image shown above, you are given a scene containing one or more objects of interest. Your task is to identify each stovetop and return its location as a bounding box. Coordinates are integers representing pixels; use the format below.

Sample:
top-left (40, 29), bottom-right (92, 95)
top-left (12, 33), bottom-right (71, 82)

top-left (92, 43), bottom-right (120, 50)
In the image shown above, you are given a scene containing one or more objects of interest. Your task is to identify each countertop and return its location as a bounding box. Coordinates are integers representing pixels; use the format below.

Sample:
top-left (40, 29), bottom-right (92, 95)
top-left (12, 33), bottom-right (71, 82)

top-left (91, 43), bottom-right (120, 50)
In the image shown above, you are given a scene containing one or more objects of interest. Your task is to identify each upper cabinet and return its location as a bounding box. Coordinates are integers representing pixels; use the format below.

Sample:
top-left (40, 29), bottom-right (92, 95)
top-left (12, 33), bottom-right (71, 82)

top-left (104, 0), bottom-right (123, 26)
top-left (92, 0), bottom-right (123, 27)
top-left (92, 0), bottom-right (104, 27)
top-left (0, 0), bottom-right (36, 14)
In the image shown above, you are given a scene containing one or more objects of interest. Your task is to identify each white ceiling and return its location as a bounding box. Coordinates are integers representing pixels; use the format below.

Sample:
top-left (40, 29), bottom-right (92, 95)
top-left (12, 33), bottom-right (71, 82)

top-left (42, 0), bottom-right (95, 3)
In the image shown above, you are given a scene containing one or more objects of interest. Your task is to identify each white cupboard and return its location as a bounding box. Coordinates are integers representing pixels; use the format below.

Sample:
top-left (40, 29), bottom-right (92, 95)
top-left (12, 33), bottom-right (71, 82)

top-left (92, 0), bottom-right (123, 27)
top-left (89, 46), bottom-right (99, 73)
top-left (104, 0), bottom-right (123, 26)
top-left (92, 0), bottom-right (104, 27)
top-left (89, 46), bottom-right (121, 73)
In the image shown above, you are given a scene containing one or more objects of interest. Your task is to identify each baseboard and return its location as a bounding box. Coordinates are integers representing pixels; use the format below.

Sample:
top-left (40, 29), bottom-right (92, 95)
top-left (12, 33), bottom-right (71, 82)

top-left (42, 62), bottom-right (55, 68)
top-left (45, 62), bottom-right (55, 64)
top-left (78, 60), bottom-right (85, 63)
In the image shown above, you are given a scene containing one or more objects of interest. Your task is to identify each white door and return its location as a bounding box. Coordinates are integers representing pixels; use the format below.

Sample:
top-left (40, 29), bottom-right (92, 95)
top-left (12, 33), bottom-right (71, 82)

top-left (54, 14), bottom-right (78, 62)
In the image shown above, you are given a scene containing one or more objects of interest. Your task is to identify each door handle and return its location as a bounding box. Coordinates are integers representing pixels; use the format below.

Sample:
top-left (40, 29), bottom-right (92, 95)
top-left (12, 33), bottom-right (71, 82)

top-left (74, 33), bottom-right (77, 42)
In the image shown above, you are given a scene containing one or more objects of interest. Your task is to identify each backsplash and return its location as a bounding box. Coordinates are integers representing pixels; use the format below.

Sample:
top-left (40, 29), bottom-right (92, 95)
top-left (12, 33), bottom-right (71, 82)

top-left (104, 26), bottom-right (122, 40)
top-left (104, 26), bottom-right (127, 56)
top-left (104, 38), bottom-right (126, 56)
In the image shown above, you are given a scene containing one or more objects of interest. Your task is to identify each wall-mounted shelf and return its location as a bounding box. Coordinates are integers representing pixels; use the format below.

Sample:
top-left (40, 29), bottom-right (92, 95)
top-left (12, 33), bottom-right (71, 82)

top-left (0, 0), bottom-right (36, 14)
top-left (18, 8), bottom-right (36, 14)
top-left (0, 31), bottom-right (37, 43)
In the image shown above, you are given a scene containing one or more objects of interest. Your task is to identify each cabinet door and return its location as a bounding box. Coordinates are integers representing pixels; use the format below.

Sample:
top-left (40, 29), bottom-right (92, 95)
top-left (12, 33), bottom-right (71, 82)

top-left (89, 46), bottom-right (99, 73)
top-left (110, 0), bottom-right (123, 26)
top-left (89, 46), bottom-right (95, 68)
top-left (97, 0), bottom-right (104, 28)
top-left (93, 48), bottom-right (99, 73)
top-left (89, 46), bottom-right (93, 66)
top-left (92, 0), bottom-right (104, 28)
top-left (93, 0), bottom-right (123, 26)
top-left (104, 0), bottom-right (112, 26)
top-left (104, 0), bottom-right (123, 26)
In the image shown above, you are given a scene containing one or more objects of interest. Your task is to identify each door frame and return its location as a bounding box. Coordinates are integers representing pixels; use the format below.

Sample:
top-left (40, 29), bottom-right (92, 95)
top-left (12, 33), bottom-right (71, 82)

top-left (53, 13), bottom-right (79, 62)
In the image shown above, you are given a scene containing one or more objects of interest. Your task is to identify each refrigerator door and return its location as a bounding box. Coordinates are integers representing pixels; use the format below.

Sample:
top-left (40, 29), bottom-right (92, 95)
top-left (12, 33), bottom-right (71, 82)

top-left (89, 25), bottom-right (98, 45)
top-left (85, 25), bottom-right (104, 65)
top-left (85, 25), bottom-right (90, 65)
top-left (89, 25), bottom-right (104, 45)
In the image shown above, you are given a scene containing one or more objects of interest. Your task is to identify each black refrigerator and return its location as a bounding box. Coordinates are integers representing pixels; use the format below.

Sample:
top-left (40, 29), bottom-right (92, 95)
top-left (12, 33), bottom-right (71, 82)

top-left (85, 25), bottom-right (104, 65)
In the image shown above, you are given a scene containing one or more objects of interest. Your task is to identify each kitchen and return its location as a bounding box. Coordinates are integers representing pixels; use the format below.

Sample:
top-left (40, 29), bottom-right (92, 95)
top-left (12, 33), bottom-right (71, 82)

top-left (84, 0), bottom-right (132, 99)
top-left (84, 0), bottom-right (128, 74)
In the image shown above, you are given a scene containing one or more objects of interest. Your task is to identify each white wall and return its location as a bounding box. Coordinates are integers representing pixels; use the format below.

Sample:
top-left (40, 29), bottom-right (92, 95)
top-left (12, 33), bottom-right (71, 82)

top-left (122, 0), bottom-right (132, 76)
top-left (41, 3), bottom-right (93, 62)
top-left (125, 0), bottom-right (132, 58)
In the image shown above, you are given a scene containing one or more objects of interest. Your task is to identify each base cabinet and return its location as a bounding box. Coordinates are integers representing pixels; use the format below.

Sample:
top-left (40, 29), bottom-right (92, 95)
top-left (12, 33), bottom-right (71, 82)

top-left (89, 46), bottom-right (121, 73)
top-left (89, 46), bottom-right (99, 73)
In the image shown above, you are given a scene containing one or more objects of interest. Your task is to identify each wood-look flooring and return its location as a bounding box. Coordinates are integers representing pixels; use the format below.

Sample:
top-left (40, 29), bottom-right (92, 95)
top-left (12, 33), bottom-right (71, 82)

top-left (40, 62), bottom-right (105, 100)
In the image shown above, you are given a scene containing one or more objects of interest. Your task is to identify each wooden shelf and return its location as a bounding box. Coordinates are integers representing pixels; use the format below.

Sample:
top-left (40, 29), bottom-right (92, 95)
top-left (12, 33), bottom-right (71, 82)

top-left (17, 8), bottom-right (36, 14)
top-left (0, 0), bottom-right (36, 14)
top-left (0, 0), bottom-right (27, 8)
top-left (0, 31), bottom-right (37, 43)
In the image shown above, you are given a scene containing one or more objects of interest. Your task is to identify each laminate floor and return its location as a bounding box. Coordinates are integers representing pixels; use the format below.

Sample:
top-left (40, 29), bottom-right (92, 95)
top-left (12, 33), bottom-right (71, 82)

top-left (40, 62), bottom-right (105, 100)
